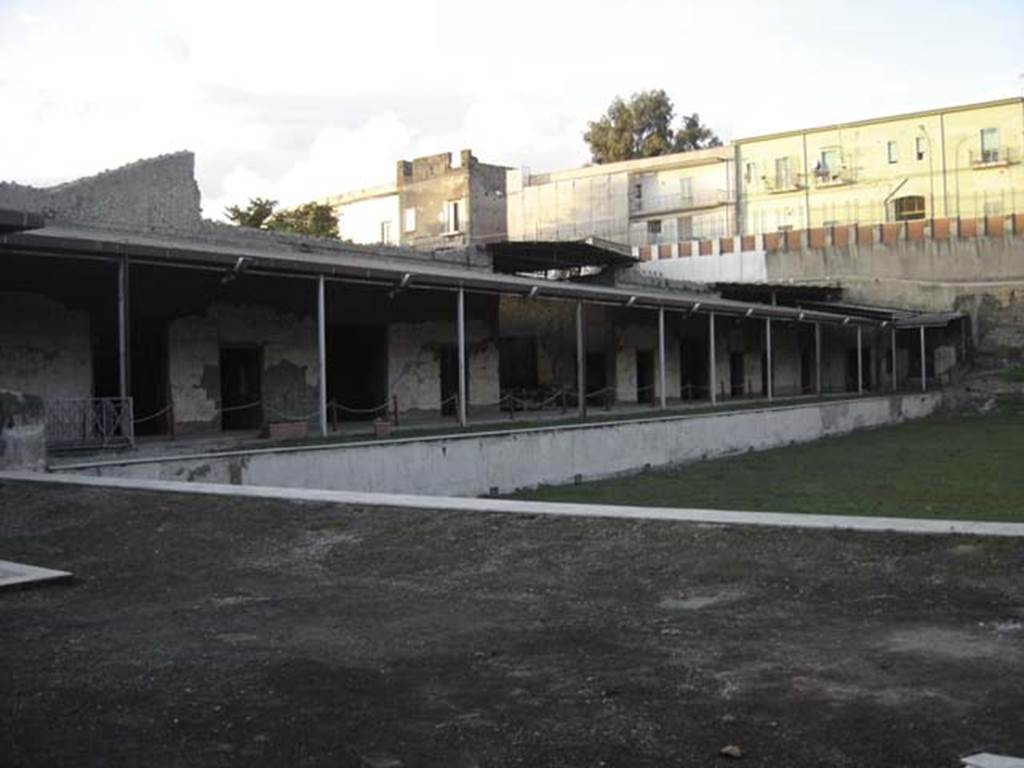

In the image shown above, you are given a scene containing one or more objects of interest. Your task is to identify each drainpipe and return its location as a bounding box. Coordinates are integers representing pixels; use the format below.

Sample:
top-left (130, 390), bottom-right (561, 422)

top-left (801, 133), bottom-right (811, 228)
top-left (939, 112), bottom-right (949, 217)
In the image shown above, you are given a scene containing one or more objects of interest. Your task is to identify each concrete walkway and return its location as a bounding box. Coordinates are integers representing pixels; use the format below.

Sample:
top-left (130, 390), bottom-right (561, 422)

top-left (4, 470), bottom-right (1024, 538)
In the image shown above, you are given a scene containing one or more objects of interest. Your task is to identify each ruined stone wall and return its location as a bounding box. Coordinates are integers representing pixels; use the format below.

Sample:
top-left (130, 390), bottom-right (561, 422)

top-left (468, 162), bottom-right (508, 244)
top-left (0, 291), bottom-right (92, 402)
top-left (0, 152), bottom-right (201, 231)
top-left (168, 302), bottom-right (318, 432)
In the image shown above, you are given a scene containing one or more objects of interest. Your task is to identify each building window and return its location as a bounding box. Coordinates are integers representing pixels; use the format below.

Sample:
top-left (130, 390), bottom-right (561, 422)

top-left (744, 162), bottom-right (756, 184)
top-left (380, 220), bottom-right (393, 244)
top-left (980, 128), bottom-right (999, 163)
top-left (774, 157), bottom-right (792, 188)
top-left (916, 137), bottom-right (926, 161)
top-left (893, 195), bottom-right (926, 221)
top-left (403, 207), bottom-right (416, 232)
top-left (677, 215), bottom-right (693, 240)
top-left (634, 183), bottom-right (643, 200)
top-left (887, 141), bottom-right (898, 164)
top-left (646, 219), bottom-right (662, 235)
top-left (445, 200), bottom-right (461, 233)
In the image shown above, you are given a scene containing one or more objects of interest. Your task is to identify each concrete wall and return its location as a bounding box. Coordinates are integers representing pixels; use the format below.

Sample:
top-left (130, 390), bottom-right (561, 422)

top-left (68, 393), bottom-right (943, 497)
top-left (0, 291), bottom-right (93, 402)
top-left (468, 162), bottom-right (508, 244)
top-left (0, 152), bottom-right (201, 231)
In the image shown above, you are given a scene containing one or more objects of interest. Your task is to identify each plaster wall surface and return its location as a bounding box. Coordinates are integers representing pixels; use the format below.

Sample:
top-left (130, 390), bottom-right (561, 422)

top-left (168, 302), bottom-right (317, 431)
top-left (68, 393), bottom-right (943, 497)
top-left (335, 193), bottom-right (400, 245)
top-left (0, 292), bottom-right (92, 402)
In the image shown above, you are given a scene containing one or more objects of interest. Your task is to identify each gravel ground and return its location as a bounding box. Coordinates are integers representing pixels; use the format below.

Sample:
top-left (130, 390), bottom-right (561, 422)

top-left (2, 479), bottom-right (1023, 767)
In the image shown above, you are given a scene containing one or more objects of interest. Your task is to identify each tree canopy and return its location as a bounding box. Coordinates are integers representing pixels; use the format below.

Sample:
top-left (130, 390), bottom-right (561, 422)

top-left (224, 197), bottom-right (338, 238)
top-left (583, 90), bottom-right (721, 164)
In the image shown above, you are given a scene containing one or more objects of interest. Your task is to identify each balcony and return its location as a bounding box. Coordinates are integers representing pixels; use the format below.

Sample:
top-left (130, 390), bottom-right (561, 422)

top-left (762, 174), bottom-right (805, 194)
top-left (969, 147), bottom-right (1020, 168)
top-left (810, 166), bottom-right (856, 187)
top-left (629, 188), bottom-right (731, 215)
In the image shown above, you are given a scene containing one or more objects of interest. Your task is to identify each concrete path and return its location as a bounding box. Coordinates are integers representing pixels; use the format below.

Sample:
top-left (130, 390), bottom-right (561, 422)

top-left (4, 471), bottom-right (1024, 538)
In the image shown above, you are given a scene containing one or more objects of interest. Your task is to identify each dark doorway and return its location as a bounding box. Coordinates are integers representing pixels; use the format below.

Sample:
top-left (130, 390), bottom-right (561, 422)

top-left (327, 324), bottom-right (388, 421)
top-left (587, 352), bottom-right (607, 395)
top-left (845, 347), bottom-right (872, 392)
top-left (729, 353), bottom-right (745, 397)
top-left (680, 339), bottom-right (707, 400)
top-left (220, 347), bottom-right (262, 429)
top-left (801, 350), bottom-right (813, 394)
top-left (636, 349), bottom-right (655, 404)
top-left (499, 338), bottom-right (538, 391)
top-left (131, 319), bottom-right (170, 436)
top-left (760, 352), bottom-right (769, 397)
top-left (440, 344), bottom-right (464, 416)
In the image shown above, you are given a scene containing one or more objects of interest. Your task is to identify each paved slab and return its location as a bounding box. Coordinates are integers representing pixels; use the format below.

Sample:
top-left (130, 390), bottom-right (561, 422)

top-left (964, 755), bottom-right (1024, 768)
top-left (0, 559), bottom-right (71, 590)
top-left (4, 470), bottom-right (1024, 537)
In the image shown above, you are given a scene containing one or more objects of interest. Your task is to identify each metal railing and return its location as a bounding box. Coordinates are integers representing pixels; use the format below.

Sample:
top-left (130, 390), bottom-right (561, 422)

top-left (629, 189), bottom-right (732, 215)
top-left (969, 146), bottom-right (1020, 167)
top-left (45, 397), bottom-right (135, 449)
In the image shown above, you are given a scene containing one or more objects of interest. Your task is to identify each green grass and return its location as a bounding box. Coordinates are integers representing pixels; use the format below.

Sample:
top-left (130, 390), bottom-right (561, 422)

top-left (512, 398), bottom-right (1024, 522)
top-left (1003, 366), bottom-right (1024, 383)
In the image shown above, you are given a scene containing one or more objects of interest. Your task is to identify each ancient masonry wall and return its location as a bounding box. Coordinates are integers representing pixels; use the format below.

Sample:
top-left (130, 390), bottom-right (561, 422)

top-left (0, 291), bottom-right (92, 402)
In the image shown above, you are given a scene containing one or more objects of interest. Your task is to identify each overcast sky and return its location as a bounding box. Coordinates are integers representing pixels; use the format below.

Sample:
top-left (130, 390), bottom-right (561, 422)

top-left (2, 0), bottom-right (1021, 219)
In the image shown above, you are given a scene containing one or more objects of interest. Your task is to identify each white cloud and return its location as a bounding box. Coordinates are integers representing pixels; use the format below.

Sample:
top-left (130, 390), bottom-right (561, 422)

top-left (2, 0), bottom-right (1021, 221)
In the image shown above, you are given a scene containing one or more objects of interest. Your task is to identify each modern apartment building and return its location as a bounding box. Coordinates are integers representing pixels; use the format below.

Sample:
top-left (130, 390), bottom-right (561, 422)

top-left (505, 145), bottom-right (735, 247)
top-left (736, 97), bottom-right (1024, 234)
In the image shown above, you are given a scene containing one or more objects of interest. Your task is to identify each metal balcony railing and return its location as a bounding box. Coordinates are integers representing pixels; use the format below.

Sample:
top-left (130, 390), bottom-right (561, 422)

top-left (810, 166), bottom-right (856, 187)
top-left (629, 188), bottom-right (731, 215)
top-left (45, 397), bottom-right (135, 449)
top-left (969, 147), bottom-right (1020, 167)
top-left (763, 174), bottom-right (806, 193)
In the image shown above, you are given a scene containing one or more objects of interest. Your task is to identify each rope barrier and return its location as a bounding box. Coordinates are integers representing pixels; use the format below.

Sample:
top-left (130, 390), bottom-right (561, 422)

top-left (132, 404), bottom-right (172, 424)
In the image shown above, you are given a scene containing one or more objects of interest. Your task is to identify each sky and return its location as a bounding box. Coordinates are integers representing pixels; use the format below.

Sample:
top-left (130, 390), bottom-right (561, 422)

top-left (1, 0), bottom-right (1022, 220)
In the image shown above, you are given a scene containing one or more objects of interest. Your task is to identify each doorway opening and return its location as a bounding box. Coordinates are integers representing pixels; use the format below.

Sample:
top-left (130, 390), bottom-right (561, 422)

top-left (327, 324), bottom-right (388, 421)
top-left (729, 352), bottom-right (745, 397)
top-left (131, 319), bottom-right (170, 436)
top-left (220, 346), bottom-right (263, 430)
top-left (636, 349), bottom-right (655, 404)
top-left (439, 344), bottom-right (465, 416)
top-left (680, 339), bottom-right (707, 400)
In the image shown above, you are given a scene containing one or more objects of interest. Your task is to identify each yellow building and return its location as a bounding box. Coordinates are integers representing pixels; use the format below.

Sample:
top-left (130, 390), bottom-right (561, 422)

top-left (736, 97), bottom-right (1024, 234)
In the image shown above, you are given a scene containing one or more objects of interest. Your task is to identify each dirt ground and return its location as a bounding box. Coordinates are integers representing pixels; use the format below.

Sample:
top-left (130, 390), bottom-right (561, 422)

top-left (2, 480), bottom-right (1023, 767)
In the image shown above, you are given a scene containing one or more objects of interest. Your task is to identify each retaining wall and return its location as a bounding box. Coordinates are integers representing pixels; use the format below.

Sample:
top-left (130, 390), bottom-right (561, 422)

top-left (56, 393), bottom-right (943, 497)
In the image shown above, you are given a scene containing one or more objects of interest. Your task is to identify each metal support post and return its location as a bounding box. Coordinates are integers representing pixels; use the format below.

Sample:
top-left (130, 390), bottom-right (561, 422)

top-left (815, 322), bottom-right (822, 396)
top-left (457, 288), bottom-right (467, 427)
top-left (766, 317), bottom-right (773, 401)
top-left (658, 306), bottom-right (667, 410)
top-left (919, 325), bottom-right (927, 392)
top-left (317, 276), bottom-right (328, 437)
top-left (708, 312), bottom-right (717, 406)
top-left (891, 326), bottom-right (898, 393)
top-left (576, 300), bottom-right (586, 418)
top-left (117, 257), bottom-right (129, 401)
top-left (856, 325), bottom-right (863, 395)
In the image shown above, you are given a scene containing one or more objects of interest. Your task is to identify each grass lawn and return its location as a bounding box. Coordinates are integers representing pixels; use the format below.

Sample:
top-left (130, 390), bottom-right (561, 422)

top-left (513, 398), bottom-right (1024, 522)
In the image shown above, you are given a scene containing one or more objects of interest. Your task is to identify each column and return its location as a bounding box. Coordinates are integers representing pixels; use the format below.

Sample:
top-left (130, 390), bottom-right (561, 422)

top-left (856, 325), bottom-right (863, 395)
top-left (457, 288), bottom-right (467, 426)
top-left (708, 312), bottom-right (717, 406)
top-left (919, 325), bottom-right (927, 393)
top-left (891, 326), bottom-right (898, 393)
top-left (117, 257), bottom-right (129, 401)
top-left (765, 317), bottom-right (773, 401)
top-left (815, 322), bottom-right (822, 396)
top-left (576, 300), bottom-right (586, 418)
top-left (658, 306), bottom-right (667, 410)
top-left (317, 276), bottom-right (328, 437)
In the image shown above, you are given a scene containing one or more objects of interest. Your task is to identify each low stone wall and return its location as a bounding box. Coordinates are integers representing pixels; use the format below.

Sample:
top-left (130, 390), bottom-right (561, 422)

top-left (57, 393), bottom-right (943, 497)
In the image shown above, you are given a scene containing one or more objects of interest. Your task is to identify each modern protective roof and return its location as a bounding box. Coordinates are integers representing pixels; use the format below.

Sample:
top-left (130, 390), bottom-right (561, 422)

top-left (487, 238), bottom-right (637, 274)
top-left (0, 221), bottom-right (932, 329)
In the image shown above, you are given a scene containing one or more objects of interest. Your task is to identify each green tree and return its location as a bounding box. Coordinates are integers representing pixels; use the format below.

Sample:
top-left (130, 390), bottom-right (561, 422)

top-left (224, 197), bottom-right (277, 228)
top-left (584, 90), bottom-right (721, 163)
top-left (266, 202), bottom-right (339, 238)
